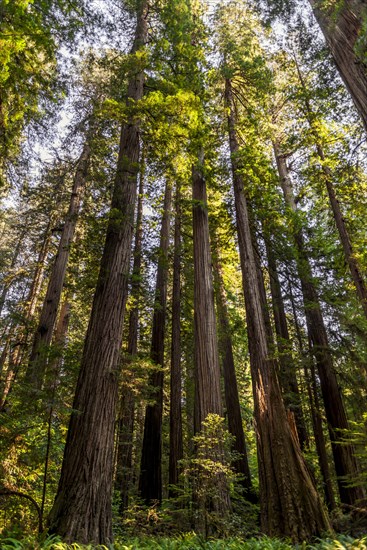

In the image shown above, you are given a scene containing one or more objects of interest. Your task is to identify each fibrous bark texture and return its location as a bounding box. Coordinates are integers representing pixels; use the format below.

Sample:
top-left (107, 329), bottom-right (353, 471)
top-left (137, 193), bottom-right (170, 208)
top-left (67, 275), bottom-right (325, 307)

top-left (48, 3), bottom-right (148, 543)
top-left (309, 0), bottom-right (367, 131)
top-left (192, 160), bottom-right (223, 429)
top-left (115, 166), bottom-right (144, 513)
top-left (192, 155), bottom-right (231, 521)
top-left (226, 78), bottom-right (329, 541)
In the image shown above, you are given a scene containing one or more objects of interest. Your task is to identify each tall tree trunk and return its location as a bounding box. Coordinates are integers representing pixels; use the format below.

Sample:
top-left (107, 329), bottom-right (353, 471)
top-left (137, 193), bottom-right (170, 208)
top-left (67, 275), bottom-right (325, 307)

top-left (274, 141), bottom-right (366, 506)
top-left (293, 58), bottom-right (367, 320)
top-left (225, 78), bottom-right (329, 541)
top-left (288, 281), bottom-right (336, 510)
top-left (139, 181), bottom-right (172, 504)
top-left (115, 159), bottom-right (144, 513)
top-left (265, 238), bottom-right (309, 450)
top-left (192, 159), bottom-right (223, 430)
top-left (27, 142), bottom-right (91, 389)
top-left (169, 180), bottom-right (183, 496)
top-left (48, 4), bottom-right (148, 543)
top-left (192, 154), bottom-right (231, 521)
top-left (308, 0), bottom-right (367, 131)
top-left (212, 241), bottom-right (255, 501)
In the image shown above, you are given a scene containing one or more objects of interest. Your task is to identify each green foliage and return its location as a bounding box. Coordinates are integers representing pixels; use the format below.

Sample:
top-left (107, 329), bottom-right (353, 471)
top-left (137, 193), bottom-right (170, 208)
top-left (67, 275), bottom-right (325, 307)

top-left (1, 533), bottom-right (367, 549)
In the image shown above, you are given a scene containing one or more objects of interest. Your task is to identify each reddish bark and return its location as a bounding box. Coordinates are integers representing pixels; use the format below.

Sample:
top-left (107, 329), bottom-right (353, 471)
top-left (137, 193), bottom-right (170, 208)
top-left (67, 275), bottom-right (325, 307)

top-left (48, 3), bottom-right (148, 543)
top-left (226, 78), bottom-right (329, 540)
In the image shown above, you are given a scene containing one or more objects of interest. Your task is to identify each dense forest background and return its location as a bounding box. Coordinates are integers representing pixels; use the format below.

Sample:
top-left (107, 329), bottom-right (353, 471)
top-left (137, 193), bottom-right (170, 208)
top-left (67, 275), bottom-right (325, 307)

top-left (1, 0), bottom-right (367, 548)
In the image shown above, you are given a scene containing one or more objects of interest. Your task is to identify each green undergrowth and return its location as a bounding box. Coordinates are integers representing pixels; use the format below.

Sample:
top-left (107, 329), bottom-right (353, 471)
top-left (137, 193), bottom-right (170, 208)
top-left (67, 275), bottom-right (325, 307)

top-left (0, 533), bottom-right (366, 550)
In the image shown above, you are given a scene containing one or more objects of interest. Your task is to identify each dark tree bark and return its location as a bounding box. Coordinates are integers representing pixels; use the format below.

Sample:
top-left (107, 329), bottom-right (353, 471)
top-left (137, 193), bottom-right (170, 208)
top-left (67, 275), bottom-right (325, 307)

top-left (115, 160), bottom-right (144, 513)
top-left (212, 242), bottom-right (255, 501)
top-left (288, 281), bottom-right (336, 510)
top-left (48, 4), bottom-right (148, 543)
top-left (169, 181), bottom-right (183, 496)
top-left (309, 0), bottom-right (367, 131)
top-left (265, 238), bottom-right (309, 450)
top-left (274, 141), bottom-right (366, 506)
top-left (27, 141), bottom-right (91, 389)
top-left (225, 78), bottom-right (329, 541)
top-left (139, 181), bottom-right (172, 504)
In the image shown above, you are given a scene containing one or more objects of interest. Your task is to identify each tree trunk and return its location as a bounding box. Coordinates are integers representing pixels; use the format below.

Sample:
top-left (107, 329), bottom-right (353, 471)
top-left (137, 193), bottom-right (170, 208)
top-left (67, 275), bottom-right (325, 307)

top-left (212, 241), bottom-right (255, 501)
top-left (169, 181), bottom-right (183, 496)
top-left (192, 159), bottom-right (223, 429)
top-left (139, 180), bottom-right (172, 504)
top-left (309, 0), bottom-right (367, 132)
top-left (115, 159), bottom-right (144, 514)
top-left (225, 78), bottom-right (330, 541)
top-left (288, 281), bottom-right (336, 510)
top-left (265, 238), bottom-right (309, 450)
top-left (47, 4), bottom-right (148, 543)
top-left (192, 154), bottom-right (231, 521)
top-left (27, 141), bottom-right (91, 389)
top-left (274, 141), bottom-right (366, 506)
top-left (295, 58), bottom-right (367, 320)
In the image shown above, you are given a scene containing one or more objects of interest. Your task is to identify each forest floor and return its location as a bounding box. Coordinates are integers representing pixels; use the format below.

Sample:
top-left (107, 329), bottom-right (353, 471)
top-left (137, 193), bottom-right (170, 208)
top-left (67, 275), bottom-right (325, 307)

top-left (1, 533), bottom-right (367, 550)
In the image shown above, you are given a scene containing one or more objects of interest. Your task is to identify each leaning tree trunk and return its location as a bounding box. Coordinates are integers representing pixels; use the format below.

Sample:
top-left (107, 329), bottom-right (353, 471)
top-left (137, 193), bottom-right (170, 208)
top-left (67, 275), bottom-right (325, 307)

top-left (308, 0), bottom-right (367, 131)
top-left (295, 59), bottom-right (367, 320)
top-left (169, 180), bottom-right (184, 496)
top-left (212, 241), bottom-right (255, 501)
top-left (139, 181), bottom-right (172, 504)
top-left (27, 141), bottom-right (91, 389)
top-left (274, 140), bottom-right (366, 506)
top-left (192, 154), bottom-right (231, 523)
top-left (115, 160), bottom-right (144, 513)
top-left (225, 78), bottom-right (329, 541)
top-left (265, 238), bottom-right (309, 450)
top-left (48, 3), bottom-right (148, 544)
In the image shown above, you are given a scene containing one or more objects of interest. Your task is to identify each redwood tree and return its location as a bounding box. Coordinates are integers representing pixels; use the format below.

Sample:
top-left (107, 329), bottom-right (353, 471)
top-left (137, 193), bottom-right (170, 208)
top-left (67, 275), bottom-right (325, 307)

top-left (27, 140), bottom-right (91, 389)
top-left (308, 0), bottom-right (367, 131)
top-left (48, 1), bottom-right (148, 542)
top-left (225, 77), bottom-right (329, 540)
top-left (273, 139), bottom-right (366, 506)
